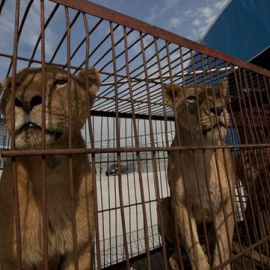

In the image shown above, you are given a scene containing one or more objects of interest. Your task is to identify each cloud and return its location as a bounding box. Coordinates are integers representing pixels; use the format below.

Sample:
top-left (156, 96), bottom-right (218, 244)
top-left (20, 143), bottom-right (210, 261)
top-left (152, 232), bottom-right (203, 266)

top-left (169, 17), bottom-right (181, 28)
top-left (192, 19), bottom-right (201, 26)
top-left (164, 0), bottom-right (180, 10)
top-left (148, 5), bottom-right (159, 23)
top-left (215, 0), bottom-right (228, 9)
top-left (184, 10), bottom-right (192, 16)
top-left (199, 7), bottom-right (213, 18)
top-left (148, 0), bottom-right (180, 23)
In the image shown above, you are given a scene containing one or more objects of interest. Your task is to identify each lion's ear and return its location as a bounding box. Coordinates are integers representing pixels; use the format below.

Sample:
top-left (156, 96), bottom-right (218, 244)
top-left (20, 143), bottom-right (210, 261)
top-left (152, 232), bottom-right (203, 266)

top-left (0, 77), bottom-right (12, 114)
top-left (163, 84), bottom-right (184, 108)
top-left (0, 76), bottom-right (12, 90)
top-left (218, 81), bottom-right (228, 97)
top-left (77, 67), bottom-right (101, 107)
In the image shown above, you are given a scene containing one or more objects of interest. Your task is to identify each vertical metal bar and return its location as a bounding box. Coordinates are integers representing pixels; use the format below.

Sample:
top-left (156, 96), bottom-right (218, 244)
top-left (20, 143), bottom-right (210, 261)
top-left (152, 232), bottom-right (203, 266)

top-left (65, 7), bottom-right (79, 270)
top-left (105, 117), bottom-right (113, 266)
top-left (11, 1), bottom-right (22, 269)
top-left (82, 12), bottom-right (101, 270)
top-left (198, 55), bottom-right (217, 262)
top-left (139, 31), bottom-right (159, 270)
top-left (109, 22), bottom-right (131, 269)
top-left (149, 37), bottom-right (169, 269)
top-left (166, 44), bottom-right (186, 270)
top-left (40, 1), bottom-right (49, 269)
top-left (188, 50), bottom-right (212, 270)
top-left (124, 26), bottom-right (145, 262)
top-left (210, 59), bottom-right (234, 260)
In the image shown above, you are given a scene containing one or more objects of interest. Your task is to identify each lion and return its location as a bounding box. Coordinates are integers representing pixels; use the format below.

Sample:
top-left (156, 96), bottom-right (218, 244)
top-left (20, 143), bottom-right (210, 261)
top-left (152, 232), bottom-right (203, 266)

top-left (0, 65), bottom-right (100, 269)
top-left (162, 82), bottom-right (236, 270)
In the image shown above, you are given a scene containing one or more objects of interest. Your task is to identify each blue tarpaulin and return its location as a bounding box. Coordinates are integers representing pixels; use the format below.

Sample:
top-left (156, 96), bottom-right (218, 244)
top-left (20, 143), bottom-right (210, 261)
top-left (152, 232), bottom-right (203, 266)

top-left (201, 0), bottom-right (270, 62)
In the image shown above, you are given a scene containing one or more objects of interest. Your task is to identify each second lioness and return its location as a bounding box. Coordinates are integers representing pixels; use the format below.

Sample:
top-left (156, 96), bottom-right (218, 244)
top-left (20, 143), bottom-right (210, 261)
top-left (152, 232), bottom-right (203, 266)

top-left (163, 82), bottom-right (236, 270)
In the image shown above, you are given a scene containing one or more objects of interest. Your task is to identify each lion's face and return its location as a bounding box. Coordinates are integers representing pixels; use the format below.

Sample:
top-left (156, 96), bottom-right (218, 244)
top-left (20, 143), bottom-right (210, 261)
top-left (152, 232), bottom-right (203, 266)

top-left (0, 66), bottom-right (100, 149)
top-left (164, 82), bottom-right (230, 135)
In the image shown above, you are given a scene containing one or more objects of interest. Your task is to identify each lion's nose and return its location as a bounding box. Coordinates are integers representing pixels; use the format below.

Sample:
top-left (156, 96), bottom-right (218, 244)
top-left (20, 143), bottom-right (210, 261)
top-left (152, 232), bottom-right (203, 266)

top-left (209, 106), bottom-right (223, 116)
top-left (15, 95), bottom-right (42, 114)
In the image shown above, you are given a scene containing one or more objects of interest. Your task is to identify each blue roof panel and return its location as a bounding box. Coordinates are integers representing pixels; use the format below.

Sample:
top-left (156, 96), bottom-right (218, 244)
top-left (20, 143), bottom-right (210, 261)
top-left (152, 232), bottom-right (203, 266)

top-left (201, 0), bottom-right (270, 61)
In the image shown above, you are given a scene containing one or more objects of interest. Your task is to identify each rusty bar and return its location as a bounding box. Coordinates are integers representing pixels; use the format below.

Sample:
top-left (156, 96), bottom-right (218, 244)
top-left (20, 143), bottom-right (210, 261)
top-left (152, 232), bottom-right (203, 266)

top-left (109, 22), bottom-right (131, 269)
top-left (186, 49), bottom-right (207, 270)
top-left (198, 55), bottom-right (217, 261)
top-left (165, 42), bottom-right (186, 269)
top-left (2, 143), bottom-right (270, 158)
top-left (122, 25), bottom-right (154, 268)
top-left (11, 1), bottom-right (22, 269)
top-left (138, 31), bottom-right (156, 270)
top-left (153, 37), bottom-right (169, 270)
top-left (213, 59), bottom-right (235, 262)
top-left (40, 1), bottom-right (49, 268)
top-left (123, 25), bottom-right (147, 265)
top-left (82, 13), bottom-right (102, 269)
top-left (65, 6), bottom-right (79, 270)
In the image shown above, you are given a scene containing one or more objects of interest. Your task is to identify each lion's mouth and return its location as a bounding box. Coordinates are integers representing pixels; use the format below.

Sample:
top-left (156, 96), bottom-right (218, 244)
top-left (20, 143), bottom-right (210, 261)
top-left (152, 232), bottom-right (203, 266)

top-left (15, 122), bottom-right (62, 140)
top-left (202, 122), bottom-right (228, 136)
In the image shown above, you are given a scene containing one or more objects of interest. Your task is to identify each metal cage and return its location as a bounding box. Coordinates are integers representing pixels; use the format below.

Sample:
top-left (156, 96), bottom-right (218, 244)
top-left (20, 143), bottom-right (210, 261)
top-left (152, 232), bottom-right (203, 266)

top-left (0, 0), bottom-right (270, 269)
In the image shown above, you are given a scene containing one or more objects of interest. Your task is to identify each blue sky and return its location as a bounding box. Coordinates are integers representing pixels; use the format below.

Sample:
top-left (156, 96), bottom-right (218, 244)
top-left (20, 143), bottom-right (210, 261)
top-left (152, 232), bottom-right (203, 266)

top-left (89, 0), bottom-right (230, 41)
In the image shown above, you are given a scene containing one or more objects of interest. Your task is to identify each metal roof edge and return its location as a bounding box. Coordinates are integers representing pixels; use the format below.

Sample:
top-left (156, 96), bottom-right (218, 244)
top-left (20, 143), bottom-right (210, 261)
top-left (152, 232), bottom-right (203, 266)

top-left (248, 45), bottom-right (270, 62)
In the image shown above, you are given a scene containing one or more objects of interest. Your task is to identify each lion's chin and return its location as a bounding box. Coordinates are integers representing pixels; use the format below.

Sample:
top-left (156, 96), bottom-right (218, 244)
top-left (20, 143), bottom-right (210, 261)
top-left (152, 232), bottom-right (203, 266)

top-left (15, 128), bottom-right (63, 149)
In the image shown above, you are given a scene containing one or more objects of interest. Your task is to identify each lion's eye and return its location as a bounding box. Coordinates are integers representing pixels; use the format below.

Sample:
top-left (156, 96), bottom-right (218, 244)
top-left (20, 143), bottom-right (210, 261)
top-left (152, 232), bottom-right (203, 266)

top-left (187, 96), bottom-right (197, 103)
top-left (15, 82), bottom-right (20, 88)
top-left (55, 78), bottom-right (67, 86)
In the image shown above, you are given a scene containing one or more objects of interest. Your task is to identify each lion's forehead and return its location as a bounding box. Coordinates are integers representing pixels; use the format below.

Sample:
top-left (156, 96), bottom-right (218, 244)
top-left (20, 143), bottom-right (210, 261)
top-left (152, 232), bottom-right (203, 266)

top-left (21, 71), bottom-right (62, 85)
top-left (185, 86), bottom-right (222, 98)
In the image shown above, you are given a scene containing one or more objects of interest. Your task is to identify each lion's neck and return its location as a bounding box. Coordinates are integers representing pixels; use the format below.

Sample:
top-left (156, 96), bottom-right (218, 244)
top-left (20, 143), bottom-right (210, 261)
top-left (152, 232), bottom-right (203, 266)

top-left (176, 126), bottom-right (225, 146)
top-left (13, 133), bottom-right (90, 195)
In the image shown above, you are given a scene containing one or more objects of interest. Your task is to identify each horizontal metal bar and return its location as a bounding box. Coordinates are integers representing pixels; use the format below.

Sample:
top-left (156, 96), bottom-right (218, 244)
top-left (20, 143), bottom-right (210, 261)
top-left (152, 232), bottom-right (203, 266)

top-left (1, 143), bottom-right (270, 157)
top-left (50, 0), bottom-right (270, 78)
top-left (90, 110), bottom-right (175, 121)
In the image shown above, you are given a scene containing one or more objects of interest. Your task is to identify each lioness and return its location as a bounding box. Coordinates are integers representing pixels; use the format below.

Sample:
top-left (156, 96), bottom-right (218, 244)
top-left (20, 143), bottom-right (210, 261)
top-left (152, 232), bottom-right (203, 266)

top-left (0, 66), bottom-right (100, 269)
top-left (163, 82), bottom-right (236, 270)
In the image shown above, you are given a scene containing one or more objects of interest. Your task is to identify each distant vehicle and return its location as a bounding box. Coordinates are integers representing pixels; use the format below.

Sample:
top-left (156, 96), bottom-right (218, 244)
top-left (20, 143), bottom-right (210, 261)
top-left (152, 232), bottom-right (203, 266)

top-left (105, 164), bottom-right (129, 176)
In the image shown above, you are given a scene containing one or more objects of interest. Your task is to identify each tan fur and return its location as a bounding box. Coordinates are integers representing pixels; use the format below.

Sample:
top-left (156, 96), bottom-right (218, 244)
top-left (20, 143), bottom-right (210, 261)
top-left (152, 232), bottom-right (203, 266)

top-left (163, 82), bottom-right (236, 270)
top-left (0, 66), bottom-right (100, 269)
